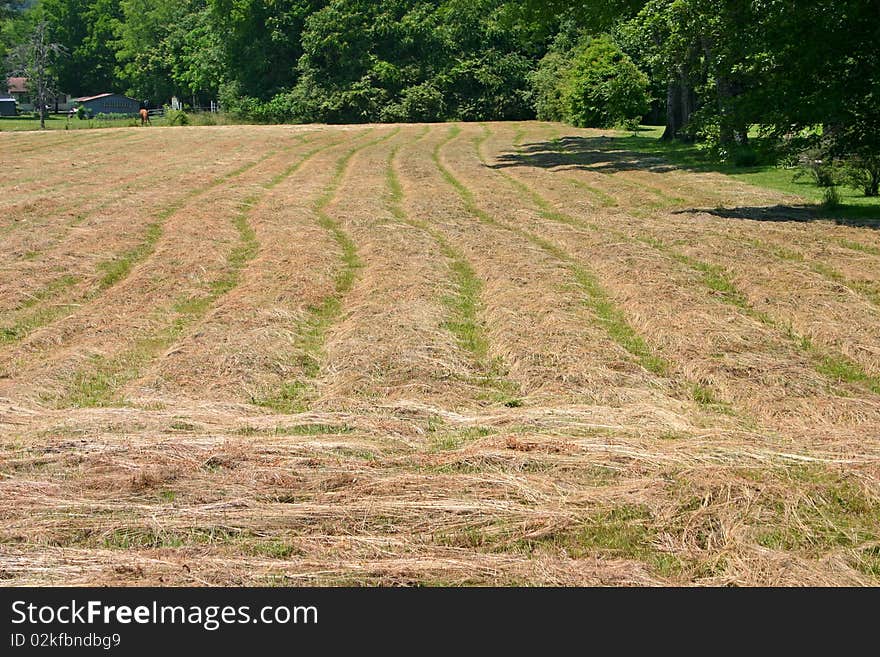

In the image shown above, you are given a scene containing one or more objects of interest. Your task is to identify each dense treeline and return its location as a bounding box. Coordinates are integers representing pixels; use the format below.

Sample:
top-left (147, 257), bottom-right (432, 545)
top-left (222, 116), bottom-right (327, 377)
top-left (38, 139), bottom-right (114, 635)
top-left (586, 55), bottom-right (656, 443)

top-left (2, 0), bottom-right (878, 194)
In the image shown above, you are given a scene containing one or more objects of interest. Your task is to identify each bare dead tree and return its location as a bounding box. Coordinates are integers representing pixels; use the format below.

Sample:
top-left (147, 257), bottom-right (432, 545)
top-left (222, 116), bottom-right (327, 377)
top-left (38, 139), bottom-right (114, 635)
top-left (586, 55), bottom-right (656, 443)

top-left (7, 21), bottom-right (66, 129)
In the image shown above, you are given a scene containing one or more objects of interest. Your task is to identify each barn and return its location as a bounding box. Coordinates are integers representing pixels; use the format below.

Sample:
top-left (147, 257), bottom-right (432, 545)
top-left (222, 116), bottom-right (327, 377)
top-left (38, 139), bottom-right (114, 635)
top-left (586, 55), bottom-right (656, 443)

top-left (0, 95), bottom-right (16, 116)
top-left (74, 93), bottom-right (141, 116)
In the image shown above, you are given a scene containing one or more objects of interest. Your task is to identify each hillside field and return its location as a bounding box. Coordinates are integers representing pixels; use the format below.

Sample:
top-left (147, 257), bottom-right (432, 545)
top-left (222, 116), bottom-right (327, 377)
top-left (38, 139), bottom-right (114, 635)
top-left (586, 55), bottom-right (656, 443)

top-left (1, 122), bottom-right (879, 586)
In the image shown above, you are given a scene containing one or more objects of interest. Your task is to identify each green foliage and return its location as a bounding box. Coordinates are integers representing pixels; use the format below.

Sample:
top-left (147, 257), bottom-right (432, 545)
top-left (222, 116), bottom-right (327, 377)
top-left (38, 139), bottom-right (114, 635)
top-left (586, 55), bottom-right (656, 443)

top-left (381, 82), bottom-right (445, 123)
top-left (842, 156), bottom-right (880, 198)
top-left (276, 0), bottom-right (535, 124)
top-left (207, 0), bottom-right (318, 99)
top-left (114, 0), bottom-right (222, 103)
top-left (163, 107), bottom-right (189, 125)
top-left (566, 35), bottom-right (649, 128)
top-left (38, 0), bottom-right (121, 96)
top-left (529, 50), bottom-right (570, 121)
top-left (530, 33), bottom-right (650, 128)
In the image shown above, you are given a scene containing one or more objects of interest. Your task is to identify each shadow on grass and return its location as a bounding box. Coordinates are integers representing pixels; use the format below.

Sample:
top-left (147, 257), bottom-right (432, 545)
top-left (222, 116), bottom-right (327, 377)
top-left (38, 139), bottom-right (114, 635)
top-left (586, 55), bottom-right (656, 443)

top-left (675, 205), bottom-right (880, 230)
top-left (490, 135), bottom-right (680, 174)
top-left (490, 133), bottom-right (880, 230)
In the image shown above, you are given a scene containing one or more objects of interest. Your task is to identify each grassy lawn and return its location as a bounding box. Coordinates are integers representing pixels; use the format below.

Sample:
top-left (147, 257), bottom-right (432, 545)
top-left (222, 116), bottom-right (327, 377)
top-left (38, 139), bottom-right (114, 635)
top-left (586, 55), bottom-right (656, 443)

top-left (0, 113), bottom-right (207, 131)
top-left (0, 114), bottom-right (153, 131)
top-left (623, 126), bottom-right (880, 226)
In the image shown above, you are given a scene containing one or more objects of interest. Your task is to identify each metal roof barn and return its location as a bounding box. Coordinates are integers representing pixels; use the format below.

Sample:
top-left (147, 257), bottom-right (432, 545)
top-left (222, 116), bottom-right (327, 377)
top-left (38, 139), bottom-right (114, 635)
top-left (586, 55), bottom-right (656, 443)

top-left (75, 93), bottom-right (141, 116)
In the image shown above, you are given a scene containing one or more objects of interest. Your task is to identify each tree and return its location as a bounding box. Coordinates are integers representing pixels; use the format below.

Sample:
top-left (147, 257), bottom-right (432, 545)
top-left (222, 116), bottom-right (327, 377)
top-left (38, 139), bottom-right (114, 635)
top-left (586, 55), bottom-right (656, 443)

top-left (208, 0), bottom-right (323, 100)
top-left (741, 0), bottom-right (880, 195)
top-left (40, 0), bottom-right (120, 95)
top-left (0, 0), bottom-right (31, 67)
top-left (7, 20), bottom-right (65, 128)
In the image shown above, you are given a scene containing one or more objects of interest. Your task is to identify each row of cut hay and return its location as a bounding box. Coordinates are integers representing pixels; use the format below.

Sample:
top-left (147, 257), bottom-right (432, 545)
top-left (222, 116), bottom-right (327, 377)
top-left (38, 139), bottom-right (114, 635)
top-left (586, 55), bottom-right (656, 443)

top-left (475, 122), bottom-right (880, 445)
top-left (0, 130), bottom-right (327, 405)
top-left (488, 124), bottom-right (880, 380)
top-left (0, 131), bottom-right (286, 314)
top-left (0, 130), bottom-right (205, 221)
top-left (407, 125), bottom-right (685, 417)
top-left (312, 126), bottom-right (495, 411)
top-left (0, 129), bottom-right (151, 196)
top-left (434, 125), bottom-right (704, 417)
top-left (125, 128), bottom-right (373, 405)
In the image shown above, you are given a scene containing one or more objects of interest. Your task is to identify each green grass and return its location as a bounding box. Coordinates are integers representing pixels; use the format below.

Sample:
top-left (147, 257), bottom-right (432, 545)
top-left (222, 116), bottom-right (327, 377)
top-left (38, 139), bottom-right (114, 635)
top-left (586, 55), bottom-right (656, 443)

top-left (751, 467), bottom-right (880, 566)
top-left (0, 113), bottom-right (237, 132)
top-left (428, 425), bottom-right (496, 452)
top-left (515, 505), bottom-right (684, 578)
top-left (439, 257), bottom-right (487, 356)
top-left (97, 223), bottom-right (162, 289)
top-left (836, 239), bottom-right (879, 255)
top-left (814, 351), bottom-right (880, 395)
top-left (235, 424), bottom-right (354, 436)
top-left (0, 275), bottom-right (79, 343)
top-left (98, 526), bottom-right (299, 558)
top-left (0, 114), bottom-right (139, 131)
top-left (691, 384), bottom-right (735, 415)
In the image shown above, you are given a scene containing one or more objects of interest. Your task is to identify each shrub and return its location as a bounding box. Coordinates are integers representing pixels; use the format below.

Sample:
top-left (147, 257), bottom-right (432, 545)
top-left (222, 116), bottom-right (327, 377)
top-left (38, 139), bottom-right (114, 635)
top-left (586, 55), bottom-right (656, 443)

top-left (794, 146), bottom-right (837, 187)
top-left (842, 155), bottom-right (880, 197)
top-left (528, 33), bottom-right (650, 128)
top-left (190, 112), bottom-right (217, 126)
top-left (529, 50), bottom-right (571, 122)
top-left (381, 83), bottom-right (445, 123)
top-left (565, 35), bottom-right (650, 129)
top-left (164, 108), bottom-right (189, 126)
top-left (822, 186), bottom-right (841, 208)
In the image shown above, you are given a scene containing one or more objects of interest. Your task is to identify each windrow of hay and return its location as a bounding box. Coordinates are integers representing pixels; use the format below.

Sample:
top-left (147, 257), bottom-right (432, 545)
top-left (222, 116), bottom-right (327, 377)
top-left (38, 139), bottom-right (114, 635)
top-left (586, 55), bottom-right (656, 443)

top-left (473, 122), bottom-right (880, 445)
top-left (127, 128), bottom-right (374, 404)
top-left (1, 123), bottom-right (878, 586)
top-left (0, 131), bottom-right (328, 405)
top-left (493, 125), bottom-right (880, 381)
top-left (0, 130), bottom-right (292, 317)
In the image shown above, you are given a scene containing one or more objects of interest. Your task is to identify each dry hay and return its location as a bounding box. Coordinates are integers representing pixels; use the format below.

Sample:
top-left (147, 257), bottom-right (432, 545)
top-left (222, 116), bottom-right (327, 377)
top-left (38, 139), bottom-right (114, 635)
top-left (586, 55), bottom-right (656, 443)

top-left (1, 122), bottom-right (879, 587)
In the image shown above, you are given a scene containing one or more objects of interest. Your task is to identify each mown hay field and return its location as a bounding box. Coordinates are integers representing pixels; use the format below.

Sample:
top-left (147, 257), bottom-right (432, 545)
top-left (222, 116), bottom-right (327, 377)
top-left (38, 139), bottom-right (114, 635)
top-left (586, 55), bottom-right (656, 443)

top-left (1, 122), bottom-right (879, 586)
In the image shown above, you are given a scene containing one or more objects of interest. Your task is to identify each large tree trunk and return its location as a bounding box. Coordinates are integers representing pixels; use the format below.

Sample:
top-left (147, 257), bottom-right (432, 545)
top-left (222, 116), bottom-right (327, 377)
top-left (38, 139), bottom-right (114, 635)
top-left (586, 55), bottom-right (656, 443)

top-left (717, 77), bottom-right (734, 146)
top-left (662, 79), bottom-right (680, 140)
top-left (662, 70), bottom-right (695, 141)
